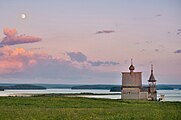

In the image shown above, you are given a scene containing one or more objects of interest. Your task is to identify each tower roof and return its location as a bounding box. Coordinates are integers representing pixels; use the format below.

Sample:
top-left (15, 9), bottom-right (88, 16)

top-left (129, 59), bottom-right (135, 72)
top-left (148, 64), bottom-right (156, 82)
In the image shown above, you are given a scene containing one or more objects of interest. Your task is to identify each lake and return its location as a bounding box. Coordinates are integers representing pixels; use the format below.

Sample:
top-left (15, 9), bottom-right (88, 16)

top-left (0, 89), bottom-right (181, 101)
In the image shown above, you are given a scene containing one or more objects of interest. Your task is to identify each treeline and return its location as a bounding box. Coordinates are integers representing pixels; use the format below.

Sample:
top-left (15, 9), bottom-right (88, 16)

top-left (71, 84), bottom-right (181, 92)
top-left (110, 85), bottom-right (181, 92)
top-left (0, 84), bottom-right (46, 91)
top-left (71, 85), bottom-right (119, 90)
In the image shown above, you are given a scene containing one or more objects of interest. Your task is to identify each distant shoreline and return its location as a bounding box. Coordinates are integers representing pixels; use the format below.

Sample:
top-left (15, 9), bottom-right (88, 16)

top-left (0, 84), bottom-right (181, 91)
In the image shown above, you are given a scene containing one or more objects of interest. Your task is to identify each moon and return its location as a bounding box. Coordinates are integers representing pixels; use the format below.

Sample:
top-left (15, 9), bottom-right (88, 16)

top-left (21, 13), bottom-right (26, 19)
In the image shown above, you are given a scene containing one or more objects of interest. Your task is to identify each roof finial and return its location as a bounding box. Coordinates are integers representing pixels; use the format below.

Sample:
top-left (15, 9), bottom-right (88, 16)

top-left (129, 58), bottom-right (135, 72)
top-left (131, 58), bottom-right (133, 65)
top-left (151, 64), bottom-right (153, 74)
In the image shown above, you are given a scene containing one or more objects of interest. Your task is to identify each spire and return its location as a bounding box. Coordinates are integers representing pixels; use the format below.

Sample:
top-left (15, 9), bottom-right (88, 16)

top-left (131, 58), bottom-right (133, 65)
top-left (129, 58), bottom-right (135, 72)
top-left (151, 64), bottom-right (153, 74)
top-left (148, 64), bottom-right (156, 82)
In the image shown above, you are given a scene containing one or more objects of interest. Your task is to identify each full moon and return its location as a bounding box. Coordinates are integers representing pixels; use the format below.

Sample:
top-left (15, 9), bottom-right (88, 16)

top-left (21, 13), bottom-right (26, 19)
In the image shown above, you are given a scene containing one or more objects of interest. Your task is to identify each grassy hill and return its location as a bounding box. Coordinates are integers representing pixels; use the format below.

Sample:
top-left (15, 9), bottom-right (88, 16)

top-left (0, 96), bottom-right (180, 120)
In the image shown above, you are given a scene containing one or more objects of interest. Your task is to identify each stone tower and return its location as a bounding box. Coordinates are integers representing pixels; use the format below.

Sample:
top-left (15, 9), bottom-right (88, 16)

top-left (121, 59), bottom-right (142, 99)
top-left (148, 64), bottom-right (157, 100)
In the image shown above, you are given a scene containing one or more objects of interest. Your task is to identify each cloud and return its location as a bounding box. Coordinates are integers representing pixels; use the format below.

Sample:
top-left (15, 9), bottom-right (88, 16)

top-left (155, 14), bottom-right (162, 17)
top-left (134, 42), bottom-right (140, 45)
top-left (66, 52), bottom-right (120, 66)
top-left (0, 46), bottom-right (82, 77)
top-left (0, 28), bottom-right (41, 47)
top-left (96, 30), bottom-right (115, 34)
top-left (29, 47), bottom-right (44, 50)
top-left (177, 29), bottom-right (181, 35)
top-left (67, 52), bottom-right (87, 62)
top-left (155, 49), bottom-right (159, 52)
top-left (167, 29), bottom-right (181, 35)
top-left (88, 61), bottom-right (119, 66)
top-left (145, 41), bottom-right (152, 44)
top-left (174, 49), bottom-right (181, 54)
top-left (140, 49), bottom-right (146, 52)
top-left (0, 47), bottom-right (120, 83)
top-left (3, 28), bottom-right (17, 36)
top-left (0, 46), bottom-right (38, 74)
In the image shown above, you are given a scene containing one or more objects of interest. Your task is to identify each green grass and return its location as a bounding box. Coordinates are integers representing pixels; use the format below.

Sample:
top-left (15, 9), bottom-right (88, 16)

top-left (0, 96), bottom-right (180, 120)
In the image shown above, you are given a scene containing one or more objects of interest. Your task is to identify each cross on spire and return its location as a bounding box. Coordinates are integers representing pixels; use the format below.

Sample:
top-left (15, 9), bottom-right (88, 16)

top-left (129, 58), bottom-right (135, 72)
top-left (131, 58), bottom-right (133, 65)
top-left (151, 64), bottom-right (153, 74)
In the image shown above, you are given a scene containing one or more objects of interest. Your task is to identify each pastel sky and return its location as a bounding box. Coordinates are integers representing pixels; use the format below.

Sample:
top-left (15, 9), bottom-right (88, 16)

top-left (0, 0), bottom-right (181, 84)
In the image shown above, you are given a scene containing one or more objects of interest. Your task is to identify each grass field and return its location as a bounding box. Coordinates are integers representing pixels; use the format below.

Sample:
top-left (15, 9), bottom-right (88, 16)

top-left (0, 96), bottom-right (180, 120)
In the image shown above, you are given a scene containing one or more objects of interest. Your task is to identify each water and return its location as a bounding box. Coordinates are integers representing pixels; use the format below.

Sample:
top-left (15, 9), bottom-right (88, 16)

top-left (0, 89), bottom-right (180, 101)
top-left (0, 89), bottom-right (111, 96)
top-left (157, 90), bottom-right (181, 101)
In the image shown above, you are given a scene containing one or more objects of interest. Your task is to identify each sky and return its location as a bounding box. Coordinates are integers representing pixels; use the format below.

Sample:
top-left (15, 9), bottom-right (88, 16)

top-left (0, 0), bottom-right (181, 84)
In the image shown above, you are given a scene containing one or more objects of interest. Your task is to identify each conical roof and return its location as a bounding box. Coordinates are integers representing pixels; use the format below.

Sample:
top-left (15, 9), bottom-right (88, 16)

top-left (148, 64), bottom-right (156, 82)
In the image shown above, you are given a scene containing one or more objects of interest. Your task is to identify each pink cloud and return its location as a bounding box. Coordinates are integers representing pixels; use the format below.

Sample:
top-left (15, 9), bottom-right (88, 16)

top-left (0, 47), bottom-right (87, 76)
top-left (3, 28), bottom-right (17, 36)
top-left (0, 46), bottom-right (46, 74)
top-left (0, 28), bottom-right (41, 47)
top-left (0, 47), bottom-right (119, 82)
